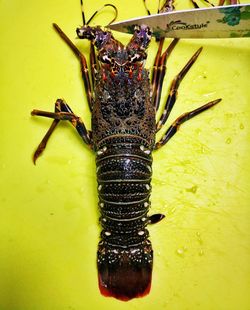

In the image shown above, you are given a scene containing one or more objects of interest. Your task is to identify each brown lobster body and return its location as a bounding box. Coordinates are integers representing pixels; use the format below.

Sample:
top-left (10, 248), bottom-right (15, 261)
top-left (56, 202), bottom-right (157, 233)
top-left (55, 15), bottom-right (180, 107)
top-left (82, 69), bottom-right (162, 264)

top-left (90, 29), bottom-right (156, 300)
top-left (93, 63), bottom-right (156, 300)
top-left (31, 0), bottom-right (224, 302)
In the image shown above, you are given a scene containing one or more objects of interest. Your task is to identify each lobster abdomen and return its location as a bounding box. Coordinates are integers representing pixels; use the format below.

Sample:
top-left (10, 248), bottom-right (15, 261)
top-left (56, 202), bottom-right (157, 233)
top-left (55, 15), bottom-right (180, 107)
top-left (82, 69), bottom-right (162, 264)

top-left (96, 135), bottom-right (154, 300)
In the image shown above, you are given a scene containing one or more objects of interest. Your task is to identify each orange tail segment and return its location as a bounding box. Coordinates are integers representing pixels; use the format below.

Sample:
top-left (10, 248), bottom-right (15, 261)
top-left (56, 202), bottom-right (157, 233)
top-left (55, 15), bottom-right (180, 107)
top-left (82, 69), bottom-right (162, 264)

top-left (97, 241), bottom-right (153, 301)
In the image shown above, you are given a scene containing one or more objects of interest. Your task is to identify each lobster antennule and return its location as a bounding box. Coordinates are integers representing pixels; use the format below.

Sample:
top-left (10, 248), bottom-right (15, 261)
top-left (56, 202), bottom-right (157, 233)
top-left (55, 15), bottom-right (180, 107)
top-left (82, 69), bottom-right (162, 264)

top-left (97, 241), bottom-right (153, 301)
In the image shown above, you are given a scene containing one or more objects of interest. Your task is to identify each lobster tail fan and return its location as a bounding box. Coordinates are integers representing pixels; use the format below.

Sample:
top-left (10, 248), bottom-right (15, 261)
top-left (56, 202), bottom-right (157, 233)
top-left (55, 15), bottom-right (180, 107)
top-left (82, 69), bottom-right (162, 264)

top-left (98, 259), bottom-right (152, 301)
top-left (97, 241), bottom-right (153, 301)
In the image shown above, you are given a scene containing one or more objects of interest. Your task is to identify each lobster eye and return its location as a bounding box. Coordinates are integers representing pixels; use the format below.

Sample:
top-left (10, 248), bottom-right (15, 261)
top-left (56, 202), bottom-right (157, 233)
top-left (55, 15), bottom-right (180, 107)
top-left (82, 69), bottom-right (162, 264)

top-left (134, 25), bottom-right (140, 33)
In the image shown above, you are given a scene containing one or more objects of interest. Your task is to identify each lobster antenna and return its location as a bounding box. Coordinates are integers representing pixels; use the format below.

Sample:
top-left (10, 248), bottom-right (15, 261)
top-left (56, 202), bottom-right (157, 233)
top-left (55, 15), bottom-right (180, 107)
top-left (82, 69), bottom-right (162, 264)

top-left (81, 3), bottom-right (118, 26)
top-left (157, 0), bottom-right (161, 14)
top-left (200, 0), bottom-right (214, 6)
top-left (191, 0), bottom-right (215, 7)
top-left (80, 0), bottom-right (86, 25)
top-left (143, 0), bottom-right (151, 15)
top-left (202, 0), bottom-right (214, 6)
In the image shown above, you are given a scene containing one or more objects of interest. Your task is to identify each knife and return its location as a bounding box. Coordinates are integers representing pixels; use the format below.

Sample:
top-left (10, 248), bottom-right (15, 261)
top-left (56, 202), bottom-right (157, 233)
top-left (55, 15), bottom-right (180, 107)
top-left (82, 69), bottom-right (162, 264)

top-left (108, 4), bottom-right (250, 39)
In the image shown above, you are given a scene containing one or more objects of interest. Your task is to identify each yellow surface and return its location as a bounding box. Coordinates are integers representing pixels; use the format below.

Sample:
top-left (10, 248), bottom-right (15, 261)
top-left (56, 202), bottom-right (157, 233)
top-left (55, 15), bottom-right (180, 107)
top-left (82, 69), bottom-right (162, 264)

top-left (0, 1), bottom-right (250, 309)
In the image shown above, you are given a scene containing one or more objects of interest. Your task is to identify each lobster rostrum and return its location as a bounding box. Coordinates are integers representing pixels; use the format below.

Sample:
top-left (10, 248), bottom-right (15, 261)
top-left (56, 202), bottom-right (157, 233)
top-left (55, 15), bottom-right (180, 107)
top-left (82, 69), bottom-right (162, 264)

top-left (31, 0), bottom-right (229, 302)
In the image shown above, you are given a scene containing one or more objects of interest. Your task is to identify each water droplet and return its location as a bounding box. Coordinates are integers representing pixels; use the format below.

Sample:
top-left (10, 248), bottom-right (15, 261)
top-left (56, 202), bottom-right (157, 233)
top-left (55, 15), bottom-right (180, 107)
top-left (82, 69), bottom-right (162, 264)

top-left (176, 247), bottom-right (187, 257)
top-left (196, 232), bottom-right (203, 245)
top-left (156, 251), bottom-right (161, 257)
top-left (240, 123), bottom-right (244, 130)
top-left (225, 112), bottom-right (233, 119)
top-left (198, 249), bottom-right (204, 256)
top-left (199, 145), bottom-right (209, 154)
top-left (186, 185), bottom-right (198, 194)
top-left (176, 248), bottom-right (184, 256)
top-left (226, 138), bottom-right (231, 144)
top-left (169, 207), bottom-right (176, 214)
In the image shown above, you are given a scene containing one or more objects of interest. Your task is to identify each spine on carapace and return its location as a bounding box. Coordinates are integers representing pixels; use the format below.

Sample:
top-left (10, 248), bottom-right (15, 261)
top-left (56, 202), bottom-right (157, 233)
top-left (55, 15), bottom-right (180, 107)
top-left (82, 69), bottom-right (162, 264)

top-left (96, 135), bottom-right (154, 301)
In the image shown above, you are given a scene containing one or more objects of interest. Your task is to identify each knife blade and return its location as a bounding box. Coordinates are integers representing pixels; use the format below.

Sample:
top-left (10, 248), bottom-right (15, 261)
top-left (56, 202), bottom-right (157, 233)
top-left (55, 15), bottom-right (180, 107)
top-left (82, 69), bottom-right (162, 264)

top-left (108, 4), bottom-right (250, 39)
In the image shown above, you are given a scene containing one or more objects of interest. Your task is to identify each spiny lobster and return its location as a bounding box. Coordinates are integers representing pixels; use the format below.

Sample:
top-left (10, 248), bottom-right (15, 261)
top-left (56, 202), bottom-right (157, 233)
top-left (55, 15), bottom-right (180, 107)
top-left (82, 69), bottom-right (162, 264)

top-left (31, 0), bottom-right (234, 302)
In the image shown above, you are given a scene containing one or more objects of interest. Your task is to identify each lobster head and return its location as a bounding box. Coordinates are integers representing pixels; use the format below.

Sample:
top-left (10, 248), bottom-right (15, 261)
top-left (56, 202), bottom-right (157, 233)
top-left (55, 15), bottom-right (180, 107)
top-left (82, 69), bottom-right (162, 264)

top-left (76, 25), bottom-right (152, 80)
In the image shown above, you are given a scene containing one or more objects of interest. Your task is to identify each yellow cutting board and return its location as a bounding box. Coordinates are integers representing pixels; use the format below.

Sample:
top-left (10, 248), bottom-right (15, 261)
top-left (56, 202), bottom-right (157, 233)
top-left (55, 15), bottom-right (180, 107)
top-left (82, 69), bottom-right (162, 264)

top-left (0, 0), bottom-right (249, 309)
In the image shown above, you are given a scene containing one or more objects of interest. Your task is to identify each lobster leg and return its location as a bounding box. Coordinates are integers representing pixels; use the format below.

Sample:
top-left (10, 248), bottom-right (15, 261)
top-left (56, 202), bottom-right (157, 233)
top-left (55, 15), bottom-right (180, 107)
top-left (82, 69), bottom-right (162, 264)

top-left (90, 43), bottom-right (98, 88)
top-left (156, 47), bottom-right (203, 132)
top-left (151, 38), bottom-right (164, 108)
top-left (154, 98), bottom-right (221, 150)
top-left (32, 99), bottom-right (92, 163)
top-left (152, 38), bottom-right (179, 111)
top-left (150, 1), bottom-right (179, 111)
top-left (53, 23), bottom-right (93, 111)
